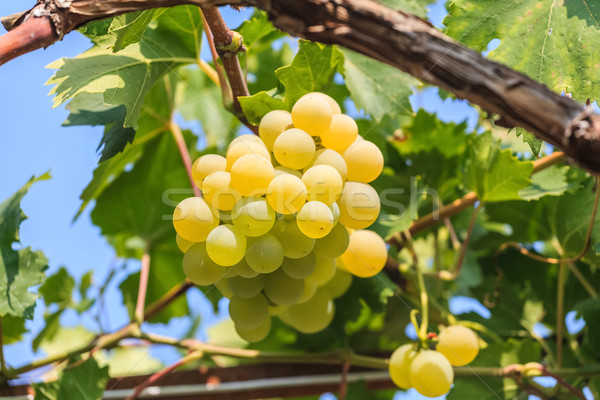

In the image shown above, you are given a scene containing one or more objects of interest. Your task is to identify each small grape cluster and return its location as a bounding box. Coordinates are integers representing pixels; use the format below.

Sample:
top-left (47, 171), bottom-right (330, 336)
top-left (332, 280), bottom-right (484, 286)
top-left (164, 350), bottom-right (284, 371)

top-left (172, 92), bottom-right (389, 342)
top-left (389, 326), bottom-right (480, 397)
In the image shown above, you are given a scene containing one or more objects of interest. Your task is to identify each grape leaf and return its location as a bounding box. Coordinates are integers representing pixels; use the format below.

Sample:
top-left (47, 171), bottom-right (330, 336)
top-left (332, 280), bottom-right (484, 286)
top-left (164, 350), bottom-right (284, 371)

top-left (32, 310), bottom-right (62, 352)
top-left (565, 1), bottom-right (600, 29)
top-left (444, 0), bottom-right (600, 102)
top-left (39, 267), bottom-right (75, 307)
top-left (576, 298), bottom-right (600, 360)
top-left (109, 10), bottom-right (164, 53)
top-left (239, 91), bottom-right (287, 125)
top-left (375, 0), bottom-right (435, 18)
top-left (40, 326), bottom-right (95, 357)
top-left (518, 165), bottom-right (574, 200)
top-left (0, 174), bottom-right (50, 319)
top-left (33, 358), bottom-right (109, 400)
top-left (515, 127), bottom-right (543, 157)
top-left (2, 315), bottom-right (27, 345)
top-left (465, 132), bottom-right (533, 202)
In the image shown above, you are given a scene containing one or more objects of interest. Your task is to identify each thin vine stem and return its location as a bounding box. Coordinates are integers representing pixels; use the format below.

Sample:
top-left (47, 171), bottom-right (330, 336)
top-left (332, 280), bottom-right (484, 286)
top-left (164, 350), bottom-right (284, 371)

top-left (556, 263), bottom-right (566, 368)
top-left (134, 248), bottom-right (151, 325)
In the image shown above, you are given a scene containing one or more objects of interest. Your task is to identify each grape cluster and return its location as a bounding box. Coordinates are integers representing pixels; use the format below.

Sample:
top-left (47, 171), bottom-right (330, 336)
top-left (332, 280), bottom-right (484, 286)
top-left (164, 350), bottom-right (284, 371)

top-left (172, 92), bottom-right (389, 342)
top-left (388, 325), bottom-right (480, 397)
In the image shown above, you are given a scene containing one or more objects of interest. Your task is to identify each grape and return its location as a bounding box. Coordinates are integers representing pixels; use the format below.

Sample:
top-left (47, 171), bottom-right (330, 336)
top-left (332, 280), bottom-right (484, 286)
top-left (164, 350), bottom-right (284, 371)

top-left (266, 174), bottom-right (307, 215)
top-left (340, 230), bottom-right (387, 278)
top-left (235, 315), bottom-right (272, 343)
top-left (192, 154), bottom-right (226, 188)
top-left (322, 268), bottom-right (352, 298)
top-left (232, 258), bottom-right (259, 278)
top-left (436, 325), bottom-right (479, 366)
top-left (310, 149), bottom-right (347, 181)
top-left (284, 289), bottom-right (335, 334)
top-left (297, 280), bottom-right (317, 303)
top-left (409, 350), bottom-right (454, 398)
top-left (173, 197), bottom-right (219, 242)
top-left (271, 217), bottom-right (315, 259)
top-left (229, 294), bottom-right (269, 330)
top-left (230, 153), bottom-right (275, 197)
top-left (269, 304), bottom-right (288, 316)
top-left (388, 344), bottom-right (417, 389)
top-left (227, 275), bottom-right (264, 299)
top-left (299, 92), bottom-right (341, 114)
top-left (302, 165), bottom-right (343, 205)
top-left (231, 197), bottom-right (276, 237)
top-left (320, 114), bottom-right (358, 153)
top-left (263, 269), bottom-right (305, 305)
top-left (273, 128), bottom-right (316, 170)
top-left (281, 253), bottom-right (316, 279)
top-left (306, 256), bottom-right (336, 286)
top-left (313, 222), bottom-right (349, 258)
top-left (296, 201), bottom-right (334, 239)
top-left (230, 134), bottom-right (266, 147)
top-left (176, 234), bottom-right (196, 253)
top-left (330, 202), bottom-right (340, 225)
top-left (274, 166), bottom-right (303, 179)
top-left (291, 95), bottom-right (333, 136)
top-left (259, 110), bottom-right (293, 151)
top-left (220, 210), bottom-right (233, 224)
top-left (245, 234), bottom-right (285, 273)
top-left (201, 171), bottom-right (241, 211)
top-left (206, 224), bottom-right (247, 266)
top-left (183, 243), bottom-right (228, 286)
top-left (215, 279), bottom-right (233, 299)
top-left (226, 140), bottom-right (270, 171)
top-left (223, 265), bottom-right (238, 278)
top-left (343, 139), bottom-right (384, 183)
top-left (338, 182), bottom-right (380, 229)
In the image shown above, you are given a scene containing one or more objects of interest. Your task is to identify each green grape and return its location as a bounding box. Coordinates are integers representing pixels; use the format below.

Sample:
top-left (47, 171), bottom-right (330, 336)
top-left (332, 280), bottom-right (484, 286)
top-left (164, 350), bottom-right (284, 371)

top-left (215, 279), bottom-right (233, 299)
top-left (245, 234), bottom-right (284, 273)
top-left (302, 165), bottom-right (343, 205)
top-left (226, 139), bottom-right (270, 171)
top-left (229, 294), bottom-right (269, 330)
top-left (220, 210), bottom-right (233, 224)
top-left (206, 224), bottom-right (247, 266)
top-left (273, 129), bottom-right (316, 170)
top-left (263, 269), bottom-right (305, 305)
top-left (343, 139), bottom-right (384, 183)
top-left (266, 174), bottom-right (307, 215)
top-left (436, 325), bottom-right (480, 366)
top-left (232, 258), bottom-right (259, 278)
top-left (192, 154), bottom-right (226, 188)
top-left (330, 202), bottom-right (340, 225)
top-left (281, 253), bottom-right (316, 279)
top-left (338, 182), bottom-right (380, 229)
top-left (388, 344), bottom-right (417, 389)
top-left (309, 148), bottom-right (347, 181)
top-left (227, 275), bottom-right (264, 299)
top-left (291, 95), bottom-right (333, 136)
top-left (230, 154), bottom-right (275, 197)
top-left (270, 217), bottom-right (315, 259)
top-left (235, 315), bottom-right (272, 343)
top-left (274, 166), bottom-right (303, 178)
top-left (201, 171), bottom-right (241, 211)
top-left (259, 110), bottom-right (293, 151)
top-left (182, 243), bottom-right (228, 286)
top-left (176, 233), bottom-right (196, 253)
top-left (320, 114), bottom-right (358, 153)
top-left (409, 350), bottom-right (454, 398)
top-left (284, 289), bottom-right (335, 334)
top-left (313, 222), bottom-right (349, 258)
top-left (231, 197), bottom-right (276, 237)
top-left (299, 92), bottom-right (341, 114)
top-left (297, 280), bottom-right (317, 303)
top-left (306, 256), bottom-right (336, 286)
top-left (296, 201), bottom-right (334, 239)
top-left (322, 268), bottom-right (352, 298)
top-left (223, 265), bottom-right (238, 278)
top-left (269, 304), bottom-right (288, 316)
top-left (340, 230), bottom-right (387, 278)
top-left (173, 197), bottom-right (219, 242)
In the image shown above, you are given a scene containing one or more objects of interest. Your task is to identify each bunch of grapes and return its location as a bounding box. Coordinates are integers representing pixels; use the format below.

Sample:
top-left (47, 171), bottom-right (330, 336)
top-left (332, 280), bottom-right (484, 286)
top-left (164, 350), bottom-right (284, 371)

top-left (388, 325), bottom-right (480, 397)
top-left (172, 92), bottom-right (389, 342)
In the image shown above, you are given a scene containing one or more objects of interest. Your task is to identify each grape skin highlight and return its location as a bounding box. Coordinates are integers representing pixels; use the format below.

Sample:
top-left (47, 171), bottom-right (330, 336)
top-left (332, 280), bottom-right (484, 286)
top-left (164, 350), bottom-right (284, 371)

top-left (206, 224), bottom-right (247, 266)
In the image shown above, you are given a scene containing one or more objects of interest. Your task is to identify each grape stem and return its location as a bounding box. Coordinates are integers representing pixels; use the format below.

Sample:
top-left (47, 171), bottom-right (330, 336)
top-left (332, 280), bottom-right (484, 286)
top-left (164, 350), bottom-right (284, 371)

top-left (556, 263), bottom-right (566, 368)
top-left (404, 232), bottom-right (429, 345)
top-left (337, 361), bottom-right (351, 400)
top-left (134, 247), bottom-right (151, 326)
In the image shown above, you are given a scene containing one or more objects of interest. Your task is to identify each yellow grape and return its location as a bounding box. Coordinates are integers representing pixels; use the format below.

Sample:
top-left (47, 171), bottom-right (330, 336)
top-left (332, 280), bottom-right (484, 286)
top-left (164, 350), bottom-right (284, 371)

top-left (284, 289), bottom-right (335, 334)
top-left (230, 134), bottom-right (266, 147)
top-left (182, 243), bottom-right (229, 286)
top-left (192, 154), bottom-right (226, 188)
top-left (231, 197), bottom-right (276, 237)
top-left (226, 140), bottom-right (270, 171)
top-left (340, 230), bottom-right (387, 278)
top-left (388, 344), bottom-right (418, 389)
top-left (302, 165), bottom-right (343, 205)
top-left (436, 325), bottom-right (480, 366)
top-left (321, 114), bottom-right (358, 153)
top-left (292, 95), bottom-right (333, 136)
top-left (230, 153), bottom-right (275, 197)
top-left (273, 128), bottom-right (316, 170)
top-left (306, 256), bottom-right (336, 286)
top-left (299, 92), bottom-right (341, 114)
top-left (259, 110), bottom-right (293, 151)
top-left (206, 224), bottom-right (247, 266)
top-left (409, 350), bottom-right (454, 398)
top-left (338, 182), bottom-right (380, 229)
top-left (270, 216), bottom-right (315, 259)
top-left (330, 202), bottom-right (340, 225)
top-left (313, 222), bottom-right (349, 258)
top-left (235, 315), bottom-right (272, 343)
top-left (322, 268), bottom-right (352, 298)
top-left (343, 139), bottom-right (384, 183)
top-left (266, 174), bottom-right (307, 215)
top-left (296, 201), bottom-right (334, 239)
top-left (274, 166), bottom-right (303, 178)
top-left (176, 234), bottom-right (196, 253)
top-left (309, 149), bottom-right (348, 181)
top-left (201, 171), bottom-right (241, 211)
top-left (229, 294), bottom-right (269, 330)
top-left (173, 197), bottom-right (219, 242)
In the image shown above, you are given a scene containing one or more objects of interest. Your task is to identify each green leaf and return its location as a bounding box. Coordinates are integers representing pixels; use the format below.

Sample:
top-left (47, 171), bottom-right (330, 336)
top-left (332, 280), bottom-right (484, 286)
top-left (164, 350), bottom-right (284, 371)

top-left (239, 91), bottom-right (287, 125)
top-left (515, 127), bottom-right (543, 157)
top-left (465, 132), bottom-right (533, 202)
top-left (375, 0), bottom-right (434, 18)
top-left (47, 5), bottom-right (203, 128)
top-left (565, 1), bottom-right (600, 29)
top-left (39, 326), bottom-right (95, 357)
top-left (0, 174), bottom-right (50, 319)
top-left (340, 49), bottom-right (415, 121)
top-left (39, 267), bottom-right (75, 307)
top-left (575, 298), bottom-right (600, 358)
top-left (34, 358), bottom-right (109, 400)
top-left (2, 315), bottom-right (27, 345)
top-left (109, 10), bottom-right (164, 53)
top-left (96, 347), bottom-right (162, 377)
top-left (32, 310), bottom-right (62, 352)
top-left (518, 165), bottom-right (574, 200)
top-left (444, 0), bottom-right (600, 102)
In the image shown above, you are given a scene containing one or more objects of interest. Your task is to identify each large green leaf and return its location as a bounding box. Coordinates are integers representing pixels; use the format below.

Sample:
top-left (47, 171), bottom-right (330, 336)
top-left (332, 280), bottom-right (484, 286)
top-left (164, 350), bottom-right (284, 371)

top-left (109, 10), bottom-right (164, 53)
top-left (444, 0), bottom-right (600, 102)
top-left (376, 0), bottom-right (435, 18)
top-left (33, 358), bottom-right (109, 400)
top-left (39, 267), bottom-right (75, 307)
top-left (239, 91), bottom-right (287, 125)
top-left (518, 165), bottom-right (574, 200)
top-left (576, 298), bottom-right (600, 360)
